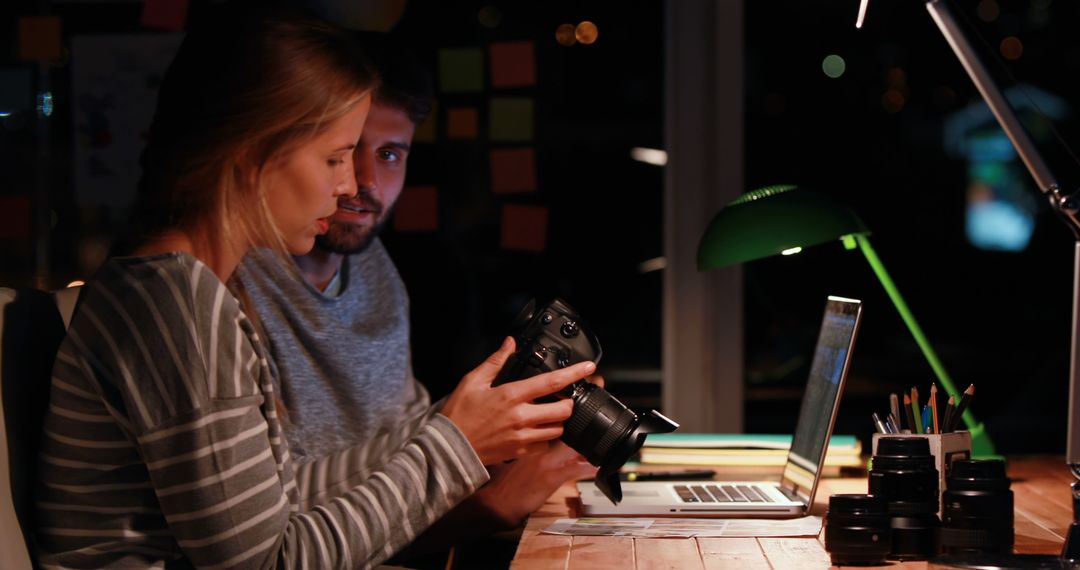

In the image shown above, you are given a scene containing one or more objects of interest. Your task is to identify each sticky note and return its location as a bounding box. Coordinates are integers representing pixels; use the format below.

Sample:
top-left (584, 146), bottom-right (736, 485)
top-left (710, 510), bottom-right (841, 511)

top-left (438, 48), bottom-right (484, 93)
top-left (500, 204), bottom-right (548, 253)
top-left (413, 101), bottom-right (437, 143)
top-left (0, 195), bottom-right (32, 239)
top-left (446, 107), bottom-right (478, 139)
top-left (18, 16), bottom-right (62, 62)
top-left (141, 0), bottom-right (189, 32)
top-left (489, 97), bottom-right (533, 141)
top-left (489, 147), bottom-right (536, 194)
top-left (489, 41), bottom-right (535, 88)
top-left (392, 186), bottom-right (438, 231)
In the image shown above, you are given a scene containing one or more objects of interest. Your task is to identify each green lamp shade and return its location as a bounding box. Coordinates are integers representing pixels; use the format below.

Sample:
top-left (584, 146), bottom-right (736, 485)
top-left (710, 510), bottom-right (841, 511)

top-left (697, 185), bottom-right (871, 270)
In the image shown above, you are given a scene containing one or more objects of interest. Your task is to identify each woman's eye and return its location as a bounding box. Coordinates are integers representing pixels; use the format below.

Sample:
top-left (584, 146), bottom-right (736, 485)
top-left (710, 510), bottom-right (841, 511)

top-left (328, 158), bottom-right (345, 167)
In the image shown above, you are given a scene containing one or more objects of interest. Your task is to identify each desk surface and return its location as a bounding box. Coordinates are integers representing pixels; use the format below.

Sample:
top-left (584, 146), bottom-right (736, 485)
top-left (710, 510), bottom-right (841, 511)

top-left (510, 455), bottom-right (1072, 569)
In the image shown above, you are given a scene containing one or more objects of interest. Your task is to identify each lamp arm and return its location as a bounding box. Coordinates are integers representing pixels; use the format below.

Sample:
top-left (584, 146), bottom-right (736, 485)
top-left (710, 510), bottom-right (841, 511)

top-left (927, 0), bottom-right (1080, 237)
top-left (927, 0), bottom-right (1080, 461)
top-left (926, 2), bottom-right (1059, 196)
top-left (854, 234), bottom-right (994, 455)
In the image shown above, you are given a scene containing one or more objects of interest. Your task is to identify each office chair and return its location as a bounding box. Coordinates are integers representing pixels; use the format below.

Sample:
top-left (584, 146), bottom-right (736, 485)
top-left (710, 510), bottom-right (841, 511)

top-left (1, 288), bottom-right (70, 570)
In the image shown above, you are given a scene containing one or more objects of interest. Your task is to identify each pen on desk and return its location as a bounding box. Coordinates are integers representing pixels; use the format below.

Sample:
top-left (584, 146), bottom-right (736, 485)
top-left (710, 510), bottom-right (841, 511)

top-left (948, 384), bottom-right (975, 432)
top-left (911, 387), bottom-right (924, 434)
top-left (930, 383), bottom-right (939, 434)
top-left (942, 395), bottom-right (955, 434)
top-left (872, 412), bottom-right (888, 434)
top-left (621, 469), bottom-right (716, 481)
top-left (884, 415), bottom-right (899, 434)
top-left (890, 393), bottom-right (901, 431)
top-left (921, 405), bottom-right (931, 434)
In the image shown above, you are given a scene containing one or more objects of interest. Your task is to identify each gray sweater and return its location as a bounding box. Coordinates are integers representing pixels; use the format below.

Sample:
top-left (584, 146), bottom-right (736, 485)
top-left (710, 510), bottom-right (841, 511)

top-left (237, 240), bottom-right (434, 483)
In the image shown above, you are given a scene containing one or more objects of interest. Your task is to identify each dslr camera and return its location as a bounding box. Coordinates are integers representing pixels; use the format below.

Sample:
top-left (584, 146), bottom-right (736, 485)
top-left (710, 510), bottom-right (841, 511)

top-left (494, 298), bottom-right (678, 504)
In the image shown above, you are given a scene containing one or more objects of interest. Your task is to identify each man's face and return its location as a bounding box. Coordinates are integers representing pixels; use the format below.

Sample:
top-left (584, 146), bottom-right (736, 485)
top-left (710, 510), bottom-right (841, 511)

top-left (315, 101), bottom-right (416, 254)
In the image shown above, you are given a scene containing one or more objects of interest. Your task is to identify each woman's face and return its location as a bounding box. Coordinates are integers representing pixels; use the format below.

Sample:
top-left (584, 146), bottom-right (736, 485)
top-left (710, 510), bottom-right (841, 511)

top-left (263, 97), bottom-right (372, 254)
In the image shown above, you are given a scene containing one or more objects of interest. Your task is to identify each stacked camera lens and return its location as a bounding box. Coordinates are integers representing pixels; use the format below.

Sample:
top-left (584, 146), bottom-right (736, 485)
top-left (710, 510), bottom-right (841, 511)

top-left (941, 459), bottom-right (1013, 555)
top-left (868, 437), bottom-right (941, 560)
top-left (824, 494), bottom-right (892, 565)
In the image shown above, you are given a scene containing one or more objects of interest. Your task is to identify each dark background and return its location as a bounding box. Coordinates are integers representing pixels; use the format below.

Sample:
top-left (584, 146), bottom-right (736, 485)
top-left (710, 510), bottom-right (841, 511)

top-left (3, 0), bottom-right (1078, 455)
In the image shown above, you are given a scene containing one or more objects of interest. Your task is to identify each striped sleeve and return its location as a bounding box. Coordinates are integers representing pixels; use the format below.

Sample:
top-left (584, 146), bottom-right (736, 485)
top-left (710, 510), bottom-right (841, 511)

top-left (136, 398), bottom-right (487, 569)
top-left (36, 254), bottom-right (489, 569)
top-left (292, 387), bottom-right (444, 510)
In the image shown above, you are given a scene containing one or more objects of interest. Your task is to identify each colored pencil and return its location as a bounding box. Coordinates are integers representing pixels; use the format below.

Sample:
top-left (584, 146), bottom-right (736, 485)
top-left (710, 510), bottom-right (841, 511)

top-left (904, 393), bottom-right (917, 433)
top-left (942, 395), bottom-right (955, 434)
top-left (948, 384), bottom-right (975, 432)
top-left (911, 387), bottom-right (924, 434)
top-left (930, 384), bottom-right (939, 434)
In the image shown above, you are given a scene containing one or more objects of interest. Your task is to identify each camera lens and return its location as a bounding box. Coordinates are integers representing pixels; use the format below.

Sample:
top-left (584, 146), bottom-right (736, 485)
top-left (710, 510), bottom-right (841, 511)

top-left (561, 382), bottom-right (678, 503)
top-left (562, 382), bottom-right (636, 464)
top-left (824, 494), bottom-right (891, 566)
top-left (941, 459), bottom-right (1013, 555)
top-left (869, 436), bottom-right (940, 560)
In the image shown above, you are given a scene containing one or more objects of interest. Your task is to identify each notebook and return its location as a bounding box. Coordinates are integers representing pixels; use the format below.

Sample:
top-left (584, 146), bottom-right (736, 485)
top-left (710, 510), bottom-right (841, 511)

top-left (577, 295), bottom-right (863, 518)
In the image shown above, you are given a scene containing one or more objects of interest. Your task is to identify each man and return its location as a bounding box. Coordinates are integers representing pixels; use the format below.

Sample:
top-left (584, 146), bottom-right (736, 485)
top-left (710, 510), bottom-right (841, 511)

top-left (237, 43), bottom-right (596, 555)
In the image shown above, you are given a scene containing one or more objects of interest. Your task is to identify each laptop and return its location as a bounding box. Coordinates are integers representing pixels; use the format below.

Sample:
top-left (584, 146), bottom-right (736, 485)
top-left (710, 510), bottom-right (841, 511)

top-left (577, 295), bottom-right (863, 518)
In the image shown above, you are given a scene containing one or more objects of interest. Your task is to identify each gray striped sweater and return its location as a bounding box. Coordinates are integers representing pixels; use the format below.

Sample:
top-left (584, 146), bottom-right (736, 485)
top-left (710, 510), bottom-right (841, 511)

top-left (34, 252), bottom-right (489, 569)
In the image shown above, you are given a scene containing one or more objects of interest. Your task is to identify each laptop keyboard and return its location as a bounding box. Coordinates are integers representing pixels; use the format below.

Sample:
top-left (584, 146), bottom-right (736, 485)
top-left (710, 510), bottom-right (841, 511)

top-left (673, 483), bottom-right (775, 503)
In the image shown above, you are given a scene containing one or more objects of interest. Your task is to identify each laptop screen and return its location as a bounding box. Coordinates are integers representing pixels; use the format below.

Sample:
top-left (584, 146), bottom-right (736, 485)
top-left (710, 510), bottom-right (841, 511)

top-left (779, 296), bottom-right (862, 504)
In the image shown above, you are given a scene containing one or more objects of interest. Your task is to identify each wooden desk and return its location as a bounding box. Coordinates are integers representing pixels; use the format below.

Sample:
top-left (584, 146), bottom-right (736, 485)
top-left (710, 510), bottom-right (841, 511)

top-left (510, 456), bottom-right (1072, 569)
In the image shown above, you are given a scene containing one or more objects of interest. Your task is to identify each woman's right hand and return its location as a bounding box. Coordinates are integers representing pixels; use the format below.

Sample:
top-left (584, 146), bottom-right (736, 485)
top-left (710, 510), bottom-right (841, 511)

top-left (440, 336), bottom-right (596, 465)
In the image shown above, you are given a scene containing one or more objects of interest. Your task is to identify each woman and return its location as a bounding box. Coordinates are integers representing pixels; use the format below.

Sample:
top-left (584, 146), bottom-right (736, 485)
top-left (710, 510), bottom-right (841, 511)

top-left (35, 7), bottom-right (592, 568)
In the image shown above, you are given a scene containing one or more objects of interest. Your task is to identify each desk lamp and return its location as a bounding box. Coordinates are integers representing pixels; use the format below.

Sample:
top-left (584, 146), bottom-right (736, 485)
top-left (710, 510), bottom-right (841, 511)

top-left (697, 184), bottom-right (995, 458)
top-left (855, 0), bottom-right (1080, 564)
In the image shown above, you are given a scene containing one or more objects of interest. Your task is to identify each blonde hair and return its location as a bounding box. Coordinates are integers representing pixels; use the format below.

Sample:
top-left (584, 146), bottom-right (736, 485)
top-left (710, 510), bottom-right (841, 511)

top-left (130, 6), bottom-right (378, 257)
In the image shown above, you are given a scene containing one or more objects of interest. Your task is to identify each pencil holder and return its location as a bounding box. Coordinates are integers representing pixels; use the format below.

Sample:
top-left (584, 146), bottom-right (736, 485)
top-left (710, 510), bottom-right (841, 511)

top-left (872, 431), bottom-right (972, 516)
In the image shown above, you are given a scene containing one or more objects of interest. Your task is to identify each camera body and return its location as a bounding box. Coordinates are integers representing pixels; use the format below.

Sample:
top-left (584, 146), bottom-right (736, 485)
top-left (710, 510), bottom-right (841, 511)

top-left (493, 298), bottom-right (601, 396)
top-left (494, 298), bottom-right (678, 505)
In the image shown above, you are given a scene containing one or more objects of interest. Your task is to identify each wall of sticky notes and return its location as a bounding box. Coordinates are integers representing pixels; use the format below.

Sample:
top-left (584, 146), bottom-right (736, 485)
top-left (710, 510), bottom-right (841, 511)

top-left (1, 2), bottom-right (666, 412)
top-left (380, 2), bottom-right (665, 404)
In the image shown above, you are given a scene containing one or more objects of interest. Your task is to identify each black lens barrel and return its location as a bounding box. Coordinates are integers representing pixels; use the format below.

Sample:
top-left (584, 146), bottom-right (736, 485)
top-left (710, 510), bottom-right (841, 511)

top-left (869, 436), bottom-right (941, 560)
top-left (824, 494), bottom-right (892, 565)
top-left (562, 383), bottom-right (638, 466)
top-left (941, 459), bottom-right (1013, 555)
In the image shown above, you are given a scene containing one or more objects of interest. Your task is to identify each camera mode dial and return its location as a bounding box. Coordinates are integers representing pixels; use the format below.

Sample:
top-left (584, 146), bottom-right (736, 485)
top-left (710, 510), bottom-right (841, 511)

top-left (560, 320), bottom-right (580, 338)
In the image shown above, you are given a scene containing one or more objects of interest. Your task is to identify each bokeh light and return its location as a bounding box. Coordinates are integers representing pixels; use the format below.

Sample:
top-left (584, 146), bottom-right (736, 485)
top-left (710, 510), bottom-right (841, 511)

top-left (555, 23), bottom-right (576, 46)
top-left (977, 0), bottom-right (1000, 22)
top-left (1000, 36), bottom-right (1023, 60)
top-left (477, 5), bottom-right (502, 28)
top-left (885, 67), bottom-right (907, 87)
top-left (882, 89), bottom-right (906, 113)
top-left (822, 54), bottom-right (846, 79)
top-left (38, 92), bottom-right (53, 117)
top-left (630, 147), bottom-right (668, 166)
top-left (575, 21), bottom-right (599, 45)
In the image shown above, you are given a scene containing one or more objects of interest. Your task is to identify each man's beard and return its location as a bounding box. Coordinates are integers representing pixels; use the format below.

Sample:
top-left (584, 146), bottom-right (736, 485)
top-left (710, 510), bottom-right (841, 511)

top-left (314, 190), bottom-right (396, 255)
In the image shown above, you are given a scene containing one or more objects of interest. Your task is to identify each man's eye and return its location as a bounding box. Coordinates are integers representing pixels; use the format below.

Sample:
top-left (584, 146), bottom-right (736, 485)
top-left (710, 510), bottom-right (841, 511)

top-left (328, 158), bottom-right (345, 166)
top-left (378, 150), bottom-right (400, 162)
